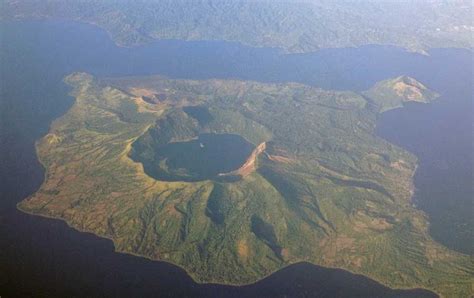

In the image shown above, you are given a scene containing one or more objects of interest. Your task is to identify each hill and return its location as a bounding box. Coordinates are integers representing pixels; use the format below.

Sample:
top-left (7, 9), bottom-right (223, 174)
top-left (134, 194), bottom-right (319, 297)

top-left (2, 0), bottom-right (473, 54)
top-left (364, 76), bottom-right (440, 113)
top-left (18, 73), bottom-right (473, 297)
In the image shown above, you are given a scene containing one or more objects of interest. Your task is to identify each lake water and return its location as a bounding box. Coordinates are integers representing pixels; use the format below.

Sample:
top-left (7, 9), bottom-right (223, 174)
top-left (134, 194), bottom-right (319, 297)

top-left (2, 20), bottom-right (471, 297)
top-left (133, 133), bottom-right (255, 181)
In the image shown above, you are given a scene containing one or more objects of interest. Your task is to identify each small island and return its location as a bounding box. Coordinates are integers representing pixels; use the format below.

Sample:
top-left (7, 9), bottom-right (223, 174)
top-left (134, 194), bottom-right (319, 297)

top-left (19, 72), bottom-right (472, 297)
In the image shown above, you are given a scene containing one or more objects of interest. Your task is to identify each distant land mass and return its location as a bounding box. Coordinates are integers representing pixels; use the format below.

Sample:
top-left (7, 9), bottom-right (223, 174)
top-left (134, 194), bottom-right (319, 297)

top-left (1, 0), bottom-right (473, 53)
top-left (19, 73), bottom-right (472, 297)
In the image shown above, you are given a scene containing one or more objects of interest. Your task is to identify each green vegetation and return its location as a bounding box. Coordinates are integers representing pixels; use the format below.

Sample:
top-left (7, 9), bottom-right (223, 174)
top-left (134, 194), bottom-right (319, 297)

top-left (19, 72), bottom-right (473, 297)
top-left (364, 76), bottom-right (439, 113)
top-left (2, 0), bottom-right (472, 53)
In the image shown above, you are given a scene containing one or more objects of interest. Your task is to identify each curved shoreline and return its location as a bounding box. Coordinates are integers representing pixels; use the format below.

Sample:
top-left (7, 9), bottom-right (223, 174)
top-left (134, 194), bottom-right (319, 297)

top-left (3, 19), bottom-right (471, 297)
top-left (15, 204), bottom-right (438, 297)
top-left (16, 73), bottom-right (468, 297)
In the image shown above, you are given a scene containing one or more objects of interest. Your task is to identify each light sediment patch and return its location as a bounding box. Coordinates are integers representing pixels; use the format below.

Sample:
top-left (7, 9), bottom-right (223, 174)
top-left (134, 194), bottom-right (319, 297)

top-left (219, 142), bottom-right (266, 177)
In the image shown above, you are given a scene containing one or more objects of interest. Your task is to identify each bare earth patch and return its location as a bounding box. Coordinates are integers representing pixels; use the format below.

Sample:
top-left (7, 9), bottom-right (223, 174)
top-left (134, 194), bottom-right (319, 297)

top-left (220, 142), bottom-right (266, 177)
top-left (237, 239), bottom-right (249, 260)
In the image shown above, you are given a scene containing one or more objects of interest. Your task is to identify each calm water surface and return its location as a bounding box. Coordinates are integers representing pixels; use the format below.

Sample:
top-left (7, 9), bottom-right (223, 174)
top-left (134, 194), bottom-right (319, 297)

top-left (2, 20), bottom-right (471, 297)
top-left (133, 133), bottom-right (256, 181)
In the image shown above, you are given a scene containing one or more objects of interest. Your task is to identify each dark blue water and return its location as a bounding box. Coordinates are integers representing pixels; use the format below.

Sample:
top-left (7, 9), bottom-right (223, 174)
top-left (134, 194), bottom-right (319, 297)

top-left (2, 20), bottom-right (471, 297)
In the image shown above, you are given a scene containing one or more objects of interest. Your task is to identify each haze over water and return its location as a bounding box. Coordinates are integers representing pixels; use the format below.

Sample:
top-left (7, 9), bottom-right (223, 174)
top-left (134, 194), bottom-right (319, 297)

top-left (1, 20), bottom-right (471, 296)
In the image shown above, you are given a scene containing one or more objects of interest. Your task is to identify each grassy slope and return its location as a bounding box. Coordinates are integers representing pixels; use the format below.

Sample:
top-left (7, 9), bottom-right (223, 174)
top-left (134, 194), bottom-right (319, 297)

top-left (18, 73), bottom-right (473, 297)
top-left (364, 76), bottom-right (440, 113)
top-left (2, 0), bottom-right (473, 53)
